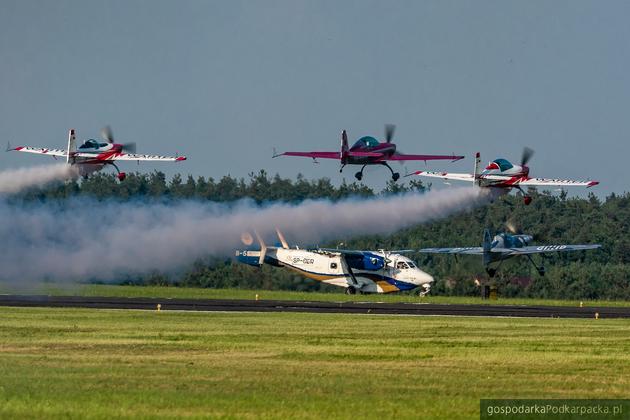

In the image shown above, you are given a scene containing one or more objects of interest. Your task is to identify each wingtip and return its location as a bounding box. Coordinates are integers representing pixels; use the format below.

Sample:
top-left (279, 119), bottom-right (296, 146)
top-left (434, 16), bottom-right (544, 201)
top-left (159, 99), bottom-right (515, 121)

top-left (587, 181), bottom-right (600, 187)
top-left (175, 156), bottom-right (187, 161)
top-left (5, 141), bottom-right (19, 152)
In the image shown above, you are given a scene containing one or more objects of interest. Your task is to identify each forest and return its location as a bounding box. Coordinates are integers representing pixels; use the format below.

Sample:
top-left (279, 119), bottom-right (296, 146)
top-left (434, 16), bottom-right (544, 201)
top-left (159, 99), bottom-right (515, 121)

top-left (12, 170), bottom-right (630, 300)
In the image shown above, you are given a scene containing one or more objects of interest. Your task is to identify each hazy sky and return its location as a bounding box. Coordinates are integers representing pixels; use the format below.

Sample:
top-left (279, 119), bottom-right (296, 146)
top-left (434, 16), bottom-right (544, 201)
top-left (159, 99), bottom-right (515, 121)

top-left (1, 0), bottom-right (628, 196)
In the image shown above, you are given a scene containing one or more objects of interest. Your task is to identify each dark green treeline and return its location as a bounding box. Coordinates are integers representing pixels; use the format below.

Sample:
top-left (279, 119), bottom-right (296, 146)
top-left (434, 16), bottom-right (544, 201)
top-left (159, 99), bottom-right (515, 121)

top-left (14, 170), bottom-right (630, 300)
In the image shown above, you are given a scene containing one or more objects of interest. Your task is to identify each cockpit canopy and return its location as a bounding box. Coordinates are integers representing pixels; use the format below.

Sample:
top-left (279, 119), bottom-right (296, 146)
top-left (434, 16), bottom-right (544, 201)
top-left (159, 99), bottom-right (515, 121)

top-left (486, 158), bottom-right (513, 172)
top-left (352, 136), bottom-right (380, 149)
top-left (78, 139), bottom-right (108, 150)
top-left (491, 233), bottom-right (530, 248)
top-left (396, 261), bottom-right (417, 269)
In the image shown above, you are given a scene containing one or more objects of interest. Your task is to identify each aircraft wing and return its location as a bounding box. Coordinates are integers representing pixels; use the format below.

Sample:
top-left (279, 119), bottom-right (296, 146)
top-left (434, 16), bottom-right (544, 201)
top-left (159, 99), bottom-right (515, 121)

top-left (319, 248), bottom-right (415, 255)
top-left (491, 244), bottom-right (601, 256)
top-left (411, 171), bottom-right (476, 182)
top-left (318, 248), bottom-right (362, 256)
top-left (8, 145), bottom-right (67, 157)
top-left (276, 151), bottom-right (340, 159)
top-left (417, 247), bottom-right (484, 255)
top-left (515, 178), bottom-right (600, 188)
top-left (74, 152), bottom-right (186, 162)
top-left (348, 151), bottom-right (383, 157)
top-left (277, 151), bottom-right (383, 159)
top-left (389, 154), bottom-right (465, 162)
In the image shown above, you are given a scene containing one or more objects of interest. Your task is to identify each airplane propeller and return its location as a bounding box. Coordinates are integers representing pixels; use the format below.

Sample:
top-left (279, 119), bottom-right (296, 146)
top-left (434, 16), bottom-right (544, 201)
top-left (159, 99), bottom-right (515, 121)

top-left (101, 126), bottom-right (115, 144)
top-left (241, 232), bottom-right (254, 246)
top-left (101, 126), bottom-right (136, 153)
top-left (521, 147), bottom-right (535, 166)
top-left (506, 219), bottom-right (541, 241)
top-left (385, 124), bottom-right (396, 143)
top-left (505, 220), bottom-right (522, 235)
top-left (122, 142), bottom-right (137, 154)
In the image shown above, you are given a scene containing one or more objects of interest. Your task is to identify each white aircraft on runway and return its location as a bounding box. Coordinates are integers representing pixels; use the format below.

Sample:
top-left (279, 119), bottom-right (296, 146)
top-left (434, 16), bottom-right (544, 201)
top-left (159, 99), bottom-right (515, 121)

top-left (236, 229), bottom-right (434, 295)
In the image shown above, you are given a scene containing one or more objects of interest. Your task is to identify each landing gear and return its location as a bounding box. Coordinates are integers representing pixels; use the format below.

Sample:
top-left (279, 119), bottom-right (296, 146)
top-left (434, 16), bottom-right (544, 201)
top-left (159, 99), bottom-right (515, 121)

top-left (353, 162), bottom-right (400, 181)
top-left (345, 286), bottom-right (357, 295)
top-left (516, 186), bottom-right (533, 205)
top-left (416, 286), bottom-right (431, 297)
top-left (107, 162), bottom-right (126, 182)
top-left (526, 254), bottom-right (546, 276)
top-left (381, 162), bottom-right (400, 181)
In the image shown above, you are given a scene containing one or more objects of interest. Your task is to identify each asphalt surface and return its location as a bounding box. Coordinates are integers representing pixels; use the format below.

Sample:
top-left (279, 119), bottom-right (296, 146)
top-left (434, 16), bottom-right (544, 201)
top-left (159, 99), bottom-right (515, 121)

top-left (0, 295), bottom-right (629, 318)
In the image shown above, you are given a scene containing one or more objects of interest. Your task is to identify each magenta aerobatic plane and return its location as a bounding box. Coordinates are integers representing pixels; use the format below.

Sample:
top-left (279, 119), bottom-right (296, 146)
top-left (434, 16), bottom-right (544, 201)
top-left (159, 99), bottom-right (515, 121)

top-left (274, 124), bottom-right (464, 181)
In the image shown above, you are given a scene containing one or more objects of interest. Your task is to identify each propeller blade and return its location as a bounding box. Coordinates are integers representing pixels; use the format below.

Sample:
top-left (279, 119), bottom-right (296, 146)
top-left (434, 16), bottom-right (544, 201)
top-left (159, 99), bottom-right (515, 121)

top-left (101, 126), bottom-right (114, 144)
top-left (240, 232), bottom-right (254, 246)
top-left (505, 220), bottom-right (519, 234)
top-left (521, 147), bottom-right (534, 166)
top-left (122, 142), bottom-right (136, 154)
top-left (385, 124), bottom-right (396, 143)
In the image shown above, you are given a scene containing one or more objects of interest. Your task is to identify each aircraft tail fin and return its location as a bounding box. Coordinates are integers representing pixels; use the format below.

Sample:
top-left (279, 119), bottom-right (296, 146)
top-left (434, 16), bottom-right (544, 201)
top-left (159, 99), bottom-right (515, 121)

top-left (66, 129), bottom-right (76, 164)
top-left (473, 152), bottom-right (481, 186)
top-left (340, 130), bottom-right (349, 161)
top-left (275, 228), bottom-right (289, 249)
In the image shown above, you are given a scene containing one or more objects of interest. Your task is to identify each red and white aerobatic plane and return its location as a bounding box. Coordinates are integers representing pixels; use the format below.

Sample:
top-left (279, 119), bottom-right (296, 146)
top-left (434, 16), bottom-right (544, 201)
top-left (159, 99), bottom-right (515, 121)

top-left (7, 127), bottom-right (186, 181)
top-left (410, 148), bottom-right (599, 205)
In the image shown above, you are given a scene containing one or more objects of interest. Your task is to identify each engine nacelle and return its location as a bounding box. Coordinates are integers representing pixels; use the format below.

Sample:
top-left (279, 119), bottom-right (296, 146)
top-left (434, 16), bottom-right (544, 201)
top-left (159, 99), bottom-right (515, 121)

top-left (345, 253), bottom-right (385, 271)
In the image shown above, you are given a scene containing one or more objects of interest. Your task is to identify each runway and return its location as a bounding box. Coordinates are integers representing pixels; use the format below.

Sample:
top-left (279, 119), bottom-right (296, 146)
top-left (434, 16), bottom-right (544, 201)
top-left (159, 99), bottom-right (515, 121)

top-left (0, 295), bottom-right (629, 318)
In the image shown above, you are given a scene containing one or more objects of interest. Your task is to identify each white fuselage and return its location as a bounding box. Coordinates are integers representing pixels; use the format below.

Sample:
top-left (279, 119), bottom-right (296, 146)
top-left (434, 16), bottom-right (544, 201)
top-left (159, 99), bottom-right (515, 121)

top-left (239, 247), bottom-right (434, 294)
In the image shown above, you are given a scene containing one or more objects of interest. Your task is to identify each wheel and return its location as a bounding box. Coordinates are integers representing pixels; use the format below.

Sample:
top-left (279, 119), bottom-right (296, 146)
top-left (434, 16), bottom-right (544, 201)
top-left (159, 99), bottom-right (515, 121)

top-left (354, 172), bottom-right (363, 181)
top-left (538, 267), bottom-right (546, 276)
top-left (486, 268), bottom-right (497, 277)
top-left (345, 286), bottom-right (357, 295)
top-left (392, 172), bottom-right (400, 182)
top-left (523, 196), bottom-right (532, 205)
top-left (117, 172), bottom-right (127, 181)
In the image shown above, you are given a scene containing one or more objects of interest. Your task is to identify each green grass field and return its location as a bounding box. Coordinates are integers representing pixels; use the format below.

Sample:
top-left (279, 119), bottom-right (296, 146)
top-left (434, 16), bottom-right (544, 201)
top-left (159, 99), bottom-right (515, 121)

top-left (0, 307), bottom-right (629, 419)
top-left (15, 283), bottom-right (630, 308)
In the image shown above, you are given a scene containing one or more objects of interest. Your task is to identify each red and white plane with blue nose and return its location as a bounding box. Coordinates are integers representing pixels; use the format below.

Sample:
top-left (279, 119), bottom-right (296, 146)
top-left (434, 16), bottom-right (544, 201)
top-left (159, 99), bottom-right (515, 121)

top-left (410, 148), bottom-right (599, 205)
top-left (7, 126), bottom-right (186, 181)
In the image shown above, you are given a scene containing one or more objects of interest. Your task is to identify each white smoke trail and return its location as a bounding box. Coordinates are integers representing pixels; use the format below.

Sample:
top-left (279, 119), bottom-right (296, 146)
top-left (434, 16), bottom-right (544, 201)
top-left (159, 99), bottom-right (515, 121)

top-left (0, 187), bottom-right (491, 282)
top-left (0, 164), bottom-right (78, 193)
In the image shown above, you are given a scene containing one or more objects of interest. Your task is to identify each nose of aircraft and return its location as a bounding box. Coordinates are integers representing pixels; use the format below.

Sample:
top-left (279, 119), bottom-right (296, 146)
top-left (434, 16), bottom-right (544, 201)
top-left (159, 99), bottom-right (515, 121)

top-left (413, 269), bottom-right (434, 286)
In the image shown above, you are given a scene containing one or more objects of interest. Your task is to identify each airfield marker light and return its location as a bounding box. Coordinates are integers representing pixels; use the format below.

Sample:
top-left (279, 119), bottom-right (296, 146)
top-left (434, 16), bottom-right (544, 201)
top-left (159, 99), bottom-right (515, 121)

top-left (157, 303), bottom-right (161, 312)
top-left (255, 294), bottom-right (259, 301)
top-left (595, 312), bottom-right (599, 320)
top-left (580, 301), bottom-right (583, 308)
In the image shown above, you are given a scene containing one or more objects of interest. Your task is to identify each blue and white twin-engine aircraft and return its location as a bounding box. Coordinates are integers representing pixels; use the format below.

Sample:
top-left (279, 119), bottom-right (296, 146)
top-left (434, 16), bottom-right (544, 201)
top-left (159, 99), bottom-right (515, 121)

top-left (236, 229), bottom-right (434, 295)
